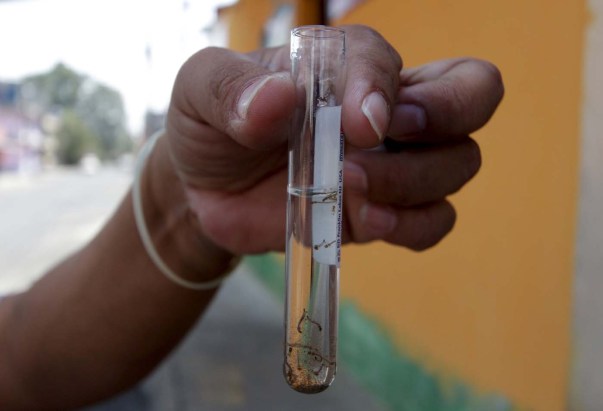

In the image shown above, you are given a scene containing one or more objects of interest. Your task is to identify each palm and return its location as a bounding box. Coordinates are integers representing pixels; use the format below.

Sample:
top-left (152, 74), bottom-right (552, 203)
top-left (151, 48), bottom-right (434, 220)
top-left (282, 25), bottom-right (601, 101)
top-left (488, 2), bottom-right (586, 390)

top-left (182, 145), bottom-right (290, 254)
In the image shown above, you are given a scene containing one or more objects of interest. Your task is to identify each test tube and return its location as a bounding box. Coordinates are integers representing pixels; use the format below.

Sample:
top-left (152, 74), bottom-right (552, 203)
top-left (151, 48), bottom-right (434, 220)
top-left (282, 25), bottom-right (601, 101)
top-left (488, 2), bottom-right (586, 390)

top-left (284, 25), bottom-right (346, 393)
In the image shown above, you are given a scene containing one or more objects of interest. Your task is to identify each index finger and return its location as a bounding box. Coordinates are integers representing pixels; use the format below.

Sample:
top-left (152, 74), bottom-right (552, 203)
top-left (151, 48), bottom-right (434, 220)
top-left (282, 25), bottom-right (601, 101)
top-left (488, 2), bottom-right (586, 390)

top-left (340, 25), bottom-right (403, 148)
top-left (389, 58), bottom-right (504, 140)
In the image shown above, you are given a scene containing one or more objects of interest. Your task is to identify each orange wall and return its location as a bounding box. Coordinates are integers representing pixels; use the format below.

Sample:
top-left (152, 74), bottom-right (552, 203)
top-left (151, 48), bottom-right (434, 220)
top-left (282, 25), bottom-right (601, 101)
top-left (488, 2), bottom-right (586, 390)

top-left (337, 1), bottom-right (585, 410)
top-left (219, 0), bottom-right (274, 52)
top-left (223, 0), bottom-right (321, 52)
top-left (220, 0), bottom-right (586, 409)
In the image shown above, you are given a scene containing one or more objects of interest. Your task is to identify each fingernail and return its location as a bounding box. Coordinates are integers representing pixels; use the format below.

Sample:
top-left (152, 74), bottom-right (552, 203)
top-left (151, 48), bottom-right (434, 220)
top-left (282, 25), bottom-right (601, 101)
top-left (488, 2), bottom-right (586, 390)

top-left (361, 91), bottom-right (389, 142)
top-left (389, 104), bottom-right (427, 137)
top-left (360, 203), bottom-right (397, 235)
top-left (344, 161), bottom-right (368, 192)
top-left (237, 73), bottom-right (287, 120)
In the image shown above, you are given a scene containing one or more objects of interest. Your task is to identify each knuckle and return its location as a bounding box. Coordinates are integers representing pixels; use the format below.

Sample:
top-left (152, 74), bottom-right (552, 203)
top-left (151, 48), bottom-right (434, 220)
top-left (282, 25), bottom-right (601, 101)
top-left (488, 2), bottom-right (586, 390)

top-left (361, 26), bottom-right (402, 69)
top-left (381, 155), bottom-right (413, 206)
top-left (352, 56), bottom-right (400, 101)
top-left (463, 139), bottom-right (482, 181)
top-left (176, 47), bottom-right (249, 124)
top-left (479, 60), bottom-right (505, 102)
top-left (431, 59), bottom-right (504, 133)
top-left (345, 25), bottom-right (402, 96)
top-left (406, 202), bottom-right (456, 251)
top-left (438, 77), bottom-right (471, 122)
top-left (471, 60), bottom-right (505, 125)
top-left (209, 64), bottom-right (246, 106)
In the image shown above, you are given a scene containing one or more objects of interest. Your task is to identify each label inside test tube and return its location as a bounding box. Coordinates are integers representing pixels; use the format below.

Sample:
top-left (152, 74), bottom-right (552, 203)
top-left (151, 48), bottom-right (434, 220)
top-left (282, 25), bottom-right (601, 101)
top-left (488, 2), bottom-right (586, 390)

top-left (311, 106), bottom-right (343, 266)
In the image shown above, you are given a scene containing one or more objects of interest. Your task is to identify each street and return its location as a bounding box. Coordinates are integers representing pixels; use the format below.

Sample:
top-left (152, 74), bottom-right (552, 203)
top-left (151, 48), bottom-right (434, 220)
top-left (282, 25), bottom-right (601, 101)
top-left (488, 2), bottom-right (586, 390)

top-left (0, 167), bottom-right (131, 293)
top-left (0, 167), bottom-right (383, 410)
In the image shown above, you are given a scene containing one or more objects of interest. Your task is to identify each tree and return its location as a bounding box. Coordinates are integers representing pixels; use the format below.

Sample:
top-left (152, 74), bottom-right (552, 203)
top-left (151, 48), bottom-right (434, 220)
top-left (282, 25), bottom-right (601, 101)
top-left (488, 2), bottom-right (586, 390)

top-left (55, 110), bottom-right (98, 165)
top-left (20, 63), bottom-right (132, 164)
top-left (21, 63), bottom-right (82, 111)
top-left (75, 80), bottom-right (132, 159)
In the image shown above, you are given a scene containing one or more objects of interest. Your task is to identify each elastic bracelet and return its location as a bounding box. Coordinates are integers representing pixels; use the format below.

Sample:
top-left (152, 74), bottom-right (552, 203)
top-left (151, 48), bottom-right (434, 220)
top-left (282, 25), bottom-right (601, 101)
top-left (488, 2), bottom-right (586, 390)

top-left (132, 129), bottom-right (237, 290)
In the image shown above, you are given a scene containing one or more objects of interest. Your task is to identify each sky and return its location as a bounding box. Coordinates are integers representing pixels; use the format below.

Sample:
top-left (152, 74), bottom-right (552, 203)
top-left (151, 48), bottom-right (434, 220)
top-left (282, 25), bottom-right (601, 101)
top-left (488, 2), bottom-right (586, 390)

top-left (0, 0), bottom-right (235, 134)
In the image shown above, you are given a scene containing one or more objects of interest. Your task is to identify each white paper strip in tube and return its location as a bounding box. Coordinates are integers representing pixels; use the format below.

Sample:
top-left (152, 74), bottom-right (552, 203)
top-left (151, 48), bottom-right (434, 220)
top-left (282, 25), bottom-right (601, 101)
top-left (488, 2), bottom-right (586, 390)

top-left (312, 105), bottom-right (343, 266)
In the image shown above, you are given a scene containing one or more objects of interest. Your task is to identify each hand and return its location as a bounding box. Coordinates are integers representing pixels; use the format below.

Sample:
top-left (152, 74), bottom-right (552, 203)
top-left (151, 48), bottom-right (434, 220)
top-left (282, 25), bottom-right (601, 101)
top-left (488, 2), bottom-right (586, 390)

top-left (164, 25), bottom-right (504, 255)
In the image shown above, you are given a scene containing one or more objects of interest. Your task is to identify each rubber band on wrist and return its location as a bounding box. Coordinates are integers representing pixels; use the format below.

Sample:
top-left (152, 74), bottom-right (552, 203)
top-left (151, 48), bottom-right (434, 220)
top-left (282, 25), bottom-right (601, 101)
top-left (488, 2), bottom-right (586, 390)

top-left (132, 129), bottom-right (237, 290)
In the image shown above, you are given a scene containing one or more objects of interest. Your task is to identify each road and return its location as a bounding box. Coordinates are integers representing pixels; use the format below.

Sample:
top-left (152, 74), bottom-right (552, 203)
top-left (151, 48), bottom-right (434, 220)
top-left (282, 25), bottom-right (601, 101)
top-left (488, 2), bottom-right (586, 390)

top-left (0, 167), bottom-right (131, 293)
top-left (0, 168), bottom-right (384, 411)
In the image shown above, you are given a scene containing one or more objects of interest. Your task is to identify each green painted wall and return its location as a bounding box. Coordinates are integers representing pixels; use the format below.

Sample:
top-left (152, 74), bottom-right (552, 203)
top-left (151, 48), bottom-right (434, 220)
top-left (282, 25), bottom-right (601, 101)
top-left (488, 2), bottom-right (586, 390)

top-left (245, 254), bottom-right (522, 411)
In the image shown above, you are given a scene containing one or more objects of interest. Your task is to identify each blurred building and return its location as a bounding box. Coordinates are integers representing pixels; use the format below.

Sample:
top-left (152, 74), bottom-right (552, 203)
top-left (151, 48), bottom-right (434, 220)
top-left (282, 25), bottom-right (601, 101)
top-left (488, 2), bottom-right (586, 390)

top-left (0, 82), bottom-right (45, 173)
top-left (0, 82), bottom-right (19, 106)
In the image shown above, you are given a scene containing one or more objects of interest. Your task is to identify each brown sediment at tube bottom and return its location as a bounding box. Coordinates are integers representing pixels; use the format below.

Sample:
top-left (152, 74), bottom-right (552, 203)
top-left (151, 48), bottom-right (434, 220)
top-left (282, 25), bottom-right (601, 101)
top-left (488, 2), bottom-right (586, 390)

top-left (284, 346), bottom-right (335, 394)
top-left (290, 381), bottom-right (330, 394)
top-left (284, 366), bottom-right (331, 394)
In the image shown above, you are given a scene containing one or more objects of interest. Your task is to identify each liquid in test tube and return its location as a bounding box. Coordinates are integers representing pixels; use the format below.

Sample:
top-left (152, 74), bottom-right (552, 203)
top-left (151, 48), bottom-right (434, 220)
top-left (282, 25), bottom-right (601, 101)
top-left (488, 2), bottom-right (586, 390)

top-left (284, 25), bottom-right (346, 394)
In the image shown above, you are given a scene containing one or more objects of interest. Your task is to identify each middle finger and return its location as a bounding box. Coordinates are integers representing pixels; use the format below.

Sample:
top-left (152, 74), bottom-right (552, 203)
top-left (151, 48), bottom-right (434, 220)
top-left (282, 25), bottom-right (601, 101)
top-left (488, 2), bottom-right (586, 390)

top-left (344, 137), bottom-right (481, 206)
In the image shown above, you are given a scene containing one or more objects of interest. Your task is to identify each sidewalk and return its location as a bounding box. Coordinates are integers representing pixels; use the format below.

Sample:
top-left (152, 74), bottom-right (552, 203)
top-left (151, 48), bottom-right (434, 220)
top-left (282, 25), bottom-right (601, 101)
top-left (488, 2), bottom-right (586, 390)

top-left (1, 167), bottom-right (384, 410)
top-left (87, 266), bottom-right (385, 411)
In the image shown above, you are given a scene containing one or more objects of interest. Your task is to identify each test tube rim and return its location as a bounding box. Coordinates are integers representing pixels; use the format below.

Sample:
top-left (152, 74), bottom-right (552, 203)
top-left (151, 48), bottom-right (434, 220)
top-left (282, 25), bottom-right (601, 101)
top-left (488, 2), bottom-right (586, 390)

top-left (292, 25), bottom-right (345, 40)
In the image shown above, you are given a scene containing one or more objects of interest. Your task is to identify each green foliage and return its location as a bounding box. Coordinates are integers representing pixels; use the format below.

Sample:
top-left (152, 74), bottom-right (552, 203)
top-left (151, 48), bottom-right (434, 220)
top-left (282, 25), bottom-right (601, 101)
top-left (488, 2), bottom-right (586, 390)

top-left (75, 81), bottom-right (131, 159)
top-left (21, 63), bottom-right (132, 164)
top-left (55, 110), bottom-right (98, 165)
top-left (22, 63), bottom-right (83, 110)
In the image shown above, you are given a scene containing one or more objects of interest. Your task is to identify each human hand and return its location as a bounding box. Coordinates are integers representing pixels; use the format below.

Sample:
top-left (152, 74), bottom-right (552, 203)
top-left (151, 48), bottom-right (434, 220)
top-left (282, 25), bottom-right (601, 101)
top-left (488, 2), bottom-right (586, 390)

top-left (164, 25), bottom-right (504, 256)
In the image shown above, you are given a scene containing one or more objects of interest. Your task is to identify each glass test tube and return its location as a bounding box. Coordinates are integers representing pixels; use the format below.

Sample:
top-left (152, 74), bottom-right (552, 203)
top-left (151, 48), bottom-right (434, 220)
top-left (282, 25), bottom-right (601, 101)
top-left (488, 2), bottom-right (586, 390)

top-left (284, 26), bottom-right (346, 394)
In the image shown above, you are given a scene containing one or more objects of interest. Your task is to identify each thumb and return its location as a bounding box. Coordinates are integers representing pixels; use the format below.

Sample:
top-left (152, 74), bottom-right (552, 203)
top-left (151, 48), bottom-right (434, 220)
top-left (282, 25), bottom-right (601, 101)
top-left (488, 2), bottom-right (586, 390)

top-left (170, 47), bottom-right (296, 150)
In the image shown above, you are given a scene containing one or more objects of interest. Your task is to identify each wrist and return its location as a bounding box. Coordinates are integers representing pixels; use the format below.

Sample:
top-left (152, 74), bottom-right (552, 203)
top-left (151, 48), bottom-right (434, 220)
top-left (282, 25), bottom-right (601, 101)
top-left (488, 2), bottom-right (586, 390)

top-left (139, 131), bottom-right (239, 286)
